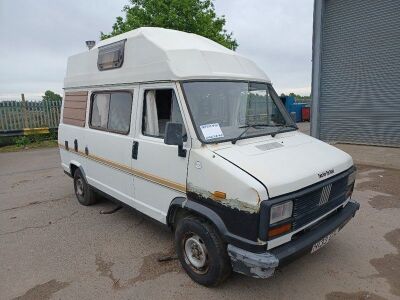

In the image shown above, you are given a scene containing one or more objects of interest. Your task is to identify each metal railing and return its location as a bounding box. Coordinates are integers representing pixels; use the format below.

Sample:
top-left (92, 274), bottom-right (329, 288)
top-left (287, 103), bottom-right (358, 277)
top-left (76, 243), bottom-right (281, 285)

top-left (0, 97), bottom-right (61, 135)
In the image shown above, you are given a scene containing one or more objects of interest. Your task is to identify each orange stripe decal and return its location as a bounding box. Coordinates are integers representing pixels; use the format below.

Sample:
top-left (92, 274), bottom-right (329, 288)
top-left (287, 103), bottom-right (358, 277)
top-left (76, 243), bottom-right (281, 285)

top-left (59, 144), bottom-right (186, 193)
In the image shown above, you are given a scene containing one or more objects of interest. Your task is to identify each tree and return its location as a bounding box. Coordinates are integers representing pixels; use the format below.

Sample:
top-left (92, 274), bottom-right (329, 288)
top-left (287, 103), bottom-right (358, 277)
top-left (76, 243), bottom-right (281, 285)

top-left (101, 0), bottom-right (238, 50)
top-left (42, 90), bottom-right (62, 102)
top-left (281, 92), bottom-right (311, 100)
top-left (289, 93), bottom-right (311, 100)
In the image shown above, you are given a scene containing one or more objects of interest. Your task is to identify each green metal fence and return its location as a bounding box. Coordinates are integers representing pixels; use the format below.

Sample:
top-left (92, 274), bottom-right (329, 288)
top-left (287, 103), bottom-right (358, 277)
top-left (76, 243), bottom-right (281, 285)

top-left (0, 100), bottom-right (62, 132)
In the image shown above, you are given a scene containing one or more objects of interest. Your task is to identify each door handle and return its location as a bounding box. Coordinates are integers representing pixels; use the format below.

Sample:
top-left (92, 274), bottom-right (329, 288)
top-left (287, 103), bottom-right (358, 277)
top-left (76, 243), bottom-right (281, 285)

top-left (132, 141), bottom-right (139, 160)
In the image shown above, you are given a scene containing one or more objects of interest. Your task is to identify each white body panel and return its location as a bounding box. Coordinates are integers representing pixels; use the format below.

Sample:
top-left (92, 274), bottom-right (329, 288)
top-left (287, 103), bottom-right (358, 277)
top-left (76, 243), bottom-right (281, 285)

top-left (130, 82), bottom-right (189, 223)
top-left (187, 147), bottom-right (267, 214)
top-left (211, 132), bottom-right (353, 198)
top-left (58, 83), bottom-right (192, 223)
top-left (83, 88), bottom-right (136, 207)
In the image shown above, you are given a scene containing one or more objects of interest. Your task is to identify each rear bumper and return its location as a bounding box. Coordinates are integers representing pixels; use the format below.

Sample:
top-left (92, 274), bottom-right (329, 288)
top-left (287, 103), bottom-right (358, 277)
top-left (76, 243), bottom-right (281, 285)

top-left (227, 200), bottom-right (360, 278)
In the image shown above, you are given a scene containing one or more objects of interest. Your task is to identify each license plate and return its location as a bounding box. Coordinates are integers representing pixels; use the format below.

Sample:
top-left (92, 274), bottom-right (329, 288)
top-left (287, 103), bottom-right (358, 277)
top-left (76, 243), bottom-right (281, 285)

top-left (311, 229), bottom-right (338, 253)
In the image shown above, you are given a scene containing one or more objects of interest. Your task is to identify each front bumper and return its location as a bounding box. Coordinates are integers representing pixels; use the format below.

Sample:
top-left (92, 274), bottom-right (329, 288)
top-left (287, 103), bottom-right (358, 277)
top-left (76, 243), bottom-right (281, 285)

top-left (227, 200), bottom-right (360, 278)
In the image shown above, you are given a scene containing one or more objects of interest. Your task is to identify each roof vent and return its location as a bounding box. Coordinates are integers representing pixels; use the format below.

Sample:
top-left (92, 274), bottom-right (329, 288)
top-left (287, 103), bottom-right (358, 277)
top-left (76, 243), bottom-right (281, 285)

top-left (97, 39), bottom-right (126, 71)
top-left (85, 40), bottom-right (96, 50)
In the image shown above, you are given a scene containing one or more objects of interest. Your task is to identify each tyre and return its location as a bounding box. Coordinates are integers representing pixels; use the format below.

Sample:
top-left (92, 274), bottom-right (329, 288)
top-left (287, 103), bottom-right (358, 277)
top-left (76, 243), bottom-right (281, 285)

top-left (175, 216), bottom-right (232, 286)
top-left (73, 168), bottom-right (97, 206)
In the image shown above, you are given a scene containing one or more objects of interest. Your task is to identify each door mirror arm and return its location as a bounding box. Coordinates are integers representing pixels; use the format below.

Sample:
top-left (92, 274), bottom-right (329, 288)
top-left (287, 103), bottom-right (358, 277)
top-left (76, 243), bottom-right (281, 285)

top-left (178, 144), bottom-right (187, 158)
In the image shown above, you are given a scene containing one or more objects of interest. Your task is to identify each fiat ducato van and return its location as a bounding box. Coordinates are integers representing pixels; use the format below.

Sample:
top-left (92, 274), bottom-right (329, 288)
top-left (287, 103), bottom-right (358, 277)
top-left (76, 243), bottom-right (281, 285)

top-left (59, 27), bottom-right (359, 286)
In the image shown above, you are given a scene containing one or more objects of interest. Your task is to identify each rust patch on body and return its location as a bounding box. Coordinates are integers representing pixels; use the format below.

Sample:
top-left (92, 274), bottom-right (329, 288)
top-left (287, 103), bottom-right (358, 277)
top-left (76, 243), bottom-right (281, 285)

top-left (325, 291), bottom-right (386, 300)
top-left (356, 165), bottom-right (400, 210)
top-left (369, 229), bottom-right (400, 297)
top-left (12, 279), bottom-right (70, 300)
top-left (187, 183), bottom-right (259, 213)
top-left (95, 248), bottom-right (181, 289)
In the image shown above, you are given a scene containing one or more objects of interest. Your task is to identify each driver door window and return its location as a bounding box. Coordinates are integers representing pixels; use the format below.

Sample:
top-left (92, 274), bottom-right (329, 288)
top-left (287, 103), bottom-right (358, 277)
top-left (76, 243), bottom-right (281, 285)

top-left (142, 89), bottom-right (186, 140)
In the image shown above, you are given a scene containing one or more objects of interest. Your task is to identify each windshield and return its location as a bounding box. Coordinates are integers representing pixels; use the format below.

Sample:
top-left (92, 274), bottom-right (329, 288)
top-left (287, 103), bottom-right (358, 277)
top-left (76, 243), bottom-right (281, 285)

top-left (182, 81), bottom-right (296, 143)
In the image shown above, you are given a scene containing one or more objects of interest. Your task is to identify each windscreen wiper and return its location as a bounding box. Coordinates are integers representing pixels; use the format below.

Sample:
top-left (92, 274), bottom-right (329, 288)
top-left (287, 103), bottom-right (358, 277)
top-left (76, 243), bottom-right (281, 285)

top-left (270, 124), bottom-right (297, 137)
top-left (231, 123), bottom-right (274, 144)
top-left (231, 123), bottom-right (297, 144)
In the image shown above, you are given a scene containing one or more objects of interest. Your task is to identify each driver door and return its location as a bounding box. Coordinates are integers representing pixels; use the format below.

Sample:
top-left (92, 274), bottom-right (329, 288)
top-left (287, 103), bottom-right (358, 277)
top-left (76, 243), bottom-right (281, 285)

top-left (131, 83), bottom-right (189, 223)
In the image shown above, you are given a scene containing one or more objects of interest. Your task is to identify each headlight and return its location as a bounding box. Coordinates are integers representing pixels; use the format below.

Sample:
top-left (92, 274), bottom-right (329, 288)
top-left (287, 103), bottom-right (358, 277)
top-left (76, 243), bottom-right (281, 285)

top-left (270, 201), bottom-right (293, 224)
top-left (346, 170), bottom-right (356, 199)
top-left (348, 170), bottom-right (356, 186)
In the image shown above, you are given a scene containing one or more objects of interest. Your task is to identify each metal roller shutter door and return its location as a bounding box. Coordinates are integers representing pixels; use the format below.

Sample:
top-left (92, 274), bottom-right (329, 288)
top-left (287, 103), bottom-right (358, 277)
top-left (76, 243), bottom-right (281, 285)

top-left (319, 0), bottom-right (400, 147)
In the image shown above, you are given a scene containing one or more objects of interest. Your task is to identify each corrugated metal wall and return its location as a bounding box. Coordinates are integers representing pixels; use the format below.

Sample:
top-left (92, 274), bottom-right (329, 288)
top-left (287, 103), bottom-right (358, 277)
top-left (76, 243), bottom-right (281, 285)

top-left (318, 0), bottom-right (400, 147)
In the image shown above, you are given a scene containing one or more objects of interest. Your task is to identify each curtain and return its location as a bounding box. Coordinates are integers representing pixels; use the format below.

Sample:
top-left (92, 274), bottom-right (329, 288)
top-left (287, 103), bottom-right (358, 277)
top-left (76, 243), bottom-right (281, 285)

top-left (145, 90), bottom-right (159, 136)
top-left (96, 94), bottom-right (110, 128)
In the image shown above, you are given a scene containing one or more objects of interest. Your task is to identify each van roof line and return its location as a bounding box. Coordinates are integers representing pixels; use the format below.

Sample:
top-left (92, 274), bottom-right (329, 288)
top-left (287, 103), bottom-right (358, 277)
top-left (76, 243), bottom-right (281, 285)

top-left (64, 27), bottom-right (270, 89)
top-left (63, 79), bottom-right (272, 91)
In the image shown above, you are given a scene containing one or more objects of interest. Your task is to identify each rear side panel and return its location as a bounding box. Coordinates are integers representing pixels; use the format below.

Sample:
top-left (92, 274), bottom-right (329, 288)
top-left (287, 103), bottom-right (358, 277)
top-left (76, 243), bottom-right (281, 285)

top-left (62, 91), bottom-right (88, 127)
top-left (58, 90), bottom-right (90, 173)
top-left (59, 88), bottom-right (137, 209)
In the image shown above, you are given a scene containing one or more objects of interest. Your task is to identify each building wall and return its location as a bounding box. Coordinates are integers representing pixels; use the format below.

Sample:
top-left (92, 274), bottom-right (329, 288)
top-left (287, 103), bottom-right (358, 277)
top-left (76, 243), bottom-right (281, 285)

top-left (311, 0), bottom-right (400, 147)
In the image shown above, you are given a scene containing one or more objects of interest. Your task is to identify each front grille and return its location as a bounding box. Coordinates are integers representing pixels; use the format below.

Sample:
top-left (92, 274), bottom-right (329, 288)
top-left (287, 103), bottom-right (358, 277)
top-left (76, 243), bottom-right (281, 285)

top-left (292, 175), bottom-right (348, 230)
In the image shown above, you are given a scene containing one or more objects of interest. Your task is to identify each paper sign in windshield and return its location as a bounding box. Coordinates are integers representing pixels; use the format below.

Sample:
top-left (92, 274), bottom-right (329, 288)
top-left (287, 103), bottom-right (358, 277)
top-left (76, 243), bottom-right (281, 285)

top-left (200, 123), bottom-right (224, 140)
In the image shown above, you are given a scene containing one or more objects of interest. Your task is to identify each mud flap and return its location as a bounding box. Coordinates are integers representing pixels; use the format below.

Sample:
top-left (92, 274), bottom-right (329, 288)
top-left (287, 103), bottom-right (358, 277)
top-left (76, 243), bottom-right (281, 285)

top-left (227, 244), bottom-right (279, 278)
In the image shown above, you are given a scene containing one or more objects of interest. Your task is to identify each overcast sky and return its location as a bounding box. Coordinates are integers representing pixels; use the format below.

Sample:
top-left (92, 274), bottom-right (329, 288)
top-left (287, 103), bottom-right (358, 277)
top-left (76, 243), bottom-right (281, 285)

top-left (0, 0), bottom-right (314, 100)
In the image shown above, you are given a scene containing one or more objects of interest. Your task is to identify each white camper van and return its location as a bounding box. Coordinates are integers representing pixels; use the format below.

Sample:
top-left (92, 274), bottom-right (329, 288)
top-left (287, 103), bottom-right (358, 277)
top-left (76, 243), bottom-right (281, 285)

top-left (59, 27), bottom-right (359, 286)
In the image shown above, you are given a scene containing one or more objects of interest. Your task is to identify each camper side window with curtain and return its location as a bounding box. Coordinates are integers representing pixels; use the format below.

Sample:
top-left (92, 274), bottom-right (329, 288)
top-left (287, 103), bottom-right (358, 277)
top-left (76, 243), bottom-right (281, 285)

top-left (90, 92), bottom-right (133, 134)
top-left (142, 89), bottom-right (186, 139)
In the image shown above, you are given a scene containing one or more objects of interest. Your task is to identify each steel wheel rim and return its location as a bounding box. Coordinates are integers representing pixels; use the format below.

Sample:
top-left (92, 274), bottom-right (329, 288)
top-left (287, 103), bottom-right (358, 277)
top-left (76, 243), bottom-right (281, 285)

top-left (76, 177), bottom-right (85, 197)
top-left (183, 233), bottom-right (209, 274)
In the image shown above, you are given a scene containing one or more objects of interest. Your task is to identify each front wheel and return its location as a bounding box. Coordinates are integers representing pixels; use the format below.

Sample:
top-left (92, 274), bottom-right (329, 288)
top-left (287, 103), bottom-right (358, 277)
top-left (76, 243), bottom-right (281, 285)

top-left (175, 216), bottom-right (232, 286)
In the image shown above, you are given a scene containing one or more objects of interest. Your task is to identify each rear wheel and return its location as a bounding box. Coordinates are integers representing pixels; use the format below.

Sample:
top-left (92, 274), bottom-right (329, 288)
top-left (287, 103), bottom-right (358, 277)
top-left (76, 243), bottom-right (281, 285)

top-left (73, 168), bottom-right (97, 206)
top-left (175, 216), bottom-right (232, 286)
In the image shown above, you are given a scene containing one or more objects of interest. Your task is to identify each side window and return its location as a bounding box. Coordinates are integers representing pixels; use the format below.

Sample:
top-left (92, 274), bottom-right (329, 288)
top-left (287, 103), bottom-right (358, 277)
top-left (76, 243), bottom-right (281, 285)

top-left (108, 92), bottom-right (132, 133)
top-left (90, 91), bottom-right (133, 134)
top-left (142, 89), bottom-right (186, 139)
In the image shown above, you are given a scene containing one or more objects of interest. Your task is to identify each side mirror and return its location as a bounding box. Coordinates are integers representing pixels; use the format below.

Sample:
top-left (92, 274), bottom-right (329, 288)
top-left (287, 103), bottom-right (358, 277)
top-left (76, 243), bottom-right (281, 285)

top-left (164, 122), bottom-right (183, 145)
top-left (164, 122), bottom-right (186, 157)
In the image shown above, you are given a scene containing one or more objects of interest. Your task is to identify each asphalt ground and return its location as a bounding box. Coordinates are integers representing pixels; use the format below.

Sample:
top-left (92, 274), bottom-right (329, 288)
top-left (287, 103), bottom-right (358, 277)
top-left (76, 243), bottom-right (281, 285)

top-left (0, 147), bottom-right (399, 300)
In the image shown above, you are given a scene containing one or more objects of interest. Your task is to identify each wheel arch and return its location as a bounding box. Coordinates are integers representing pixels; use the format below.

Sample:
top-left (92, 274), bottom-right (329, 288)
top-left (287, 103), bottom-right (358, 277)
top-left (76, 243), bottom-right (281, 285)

top-left (69, 161), bottom-right (86, 179)
top-left (167, 197), bottom-right (229, 239)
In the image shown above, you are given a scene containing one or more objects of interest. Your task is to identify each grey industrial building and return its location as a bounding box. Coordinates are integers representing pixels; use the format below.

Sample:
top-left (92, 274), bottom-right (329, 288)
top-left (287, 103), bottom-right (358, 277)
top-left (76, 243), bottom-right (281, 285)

top-left (311, 0), bottom-right (400, 147)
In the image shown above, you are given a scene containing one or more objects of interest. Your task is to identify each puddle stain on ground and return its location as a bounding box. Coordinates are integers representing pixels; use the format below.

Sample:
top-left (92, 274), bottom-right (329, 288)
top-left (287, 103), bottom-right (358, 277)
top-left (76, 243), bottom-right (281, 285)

top-left (0, 210), bottom-right (78, 236)
top-left (12, 279), bottom-right (70, 300)
top-left (370, 195), bottom-right (400, 210)
top-left (127, 249), bottom-right (181, 286)
top-left (11, 179), bottom-right (31, 189)
top-left (325, 291), bottom-right (386, 300)
top-left (95, 248), bottom-right (181, 290)
top-left (95, 254), bottom-right (120, 288)
top-left (355, 165), bottom-right (400, 210)
top-left (0, 196), bottom-right (69, 213)
top-left (369, 228), bottom-right (400, 297)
